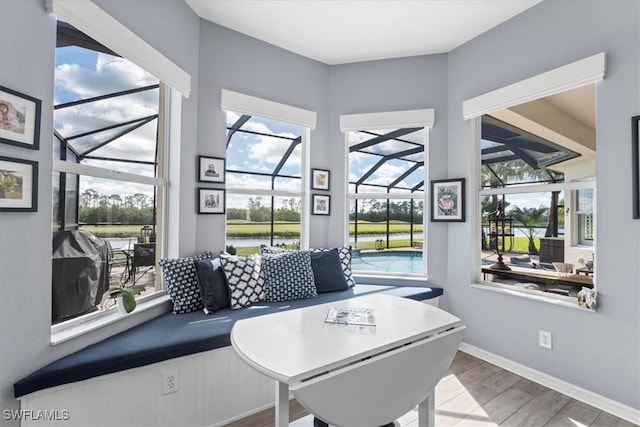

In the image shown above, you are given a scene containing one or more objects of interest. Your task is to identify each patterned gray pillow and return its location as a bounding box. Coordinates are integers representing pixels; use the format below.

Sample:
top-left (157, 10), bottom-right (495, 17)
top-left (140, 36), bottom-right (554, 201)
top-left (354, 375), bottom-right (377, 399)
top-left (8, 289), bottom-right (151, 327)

top-left (260, 245), bottom-right (355, 288)
top-left (262, 251), bottom-right (318, 302)
top-left (220, 254), bottom-right (265, 309)
top-left (159, 252), bottom-right (214, 314)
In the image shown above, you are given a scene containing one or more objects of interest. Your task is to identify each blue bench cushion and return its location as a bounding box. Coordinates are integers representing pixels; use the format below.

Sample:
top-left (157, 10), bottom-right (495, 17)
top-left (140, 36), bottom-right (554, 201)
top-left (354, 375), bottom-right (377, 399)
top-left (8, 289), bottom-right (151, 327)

top-left (14, 284), bottom-right (442, 398)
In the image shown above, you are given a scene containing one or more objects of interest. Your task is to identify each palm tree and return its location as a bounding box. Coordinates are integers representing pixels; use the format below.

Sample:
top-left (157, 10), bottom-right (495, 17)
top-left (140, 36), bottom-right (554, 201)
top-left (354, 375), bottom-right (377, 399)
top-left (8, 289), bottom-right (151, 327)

top-left (508, 205), bottom-right (549, 255)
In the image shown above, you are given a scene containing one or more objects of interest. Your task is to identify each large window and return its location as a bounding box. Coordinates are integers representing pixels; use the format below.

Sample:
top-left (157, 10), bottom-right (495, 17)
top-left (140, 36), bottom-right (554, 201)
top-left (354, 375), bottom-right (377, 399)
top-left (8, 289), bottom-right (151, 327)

top-left (478, 84), bottom-right (596, 300)
top-left (51, 22), bottom-right (166, 325)
top-left (225, 111), bottom-right (306, 255)
top-left (346, 127), bottom-right (427, 275)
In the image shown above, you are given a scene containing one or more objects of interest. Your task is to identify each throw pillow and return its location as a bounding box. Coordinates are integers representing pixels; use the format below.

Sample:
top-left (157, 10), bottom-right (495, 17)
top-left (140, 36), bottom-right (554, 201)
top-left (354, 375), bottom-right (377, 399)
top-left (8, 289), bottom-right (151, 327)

top-left (309, 246), bottom-right (356, 288)
top-left (262, 251), bottom-right (318, 302)
top-left (159, 251), bottom-right (214, 314)
top-left (260, 245), bottom-right (355, 287)
top-left (220, 254), bottom-right (265, 309)
top-left (194, 258), bottom-right (230, 314)
top-left (309, 249), bottom-right (349, 293)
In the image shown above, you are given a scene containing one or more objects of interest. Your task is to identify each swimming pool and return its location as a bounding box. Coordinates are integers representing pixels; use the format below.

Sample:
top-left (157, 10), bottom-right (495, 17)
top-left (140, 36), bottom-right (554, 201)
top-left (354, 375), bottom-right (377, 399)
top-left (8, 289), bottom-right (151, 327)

top-left (351, 251), bottom-right (424, 274)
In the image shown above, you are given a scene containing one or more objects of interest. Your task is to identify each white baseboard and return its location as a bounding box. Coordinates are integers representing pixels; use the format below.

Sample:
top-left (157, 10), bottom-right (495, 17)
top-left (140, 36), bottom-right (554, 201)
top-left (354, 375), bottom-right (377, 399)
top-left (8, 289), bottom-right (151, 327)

top-left (458, 343), bottom-right (640, 426)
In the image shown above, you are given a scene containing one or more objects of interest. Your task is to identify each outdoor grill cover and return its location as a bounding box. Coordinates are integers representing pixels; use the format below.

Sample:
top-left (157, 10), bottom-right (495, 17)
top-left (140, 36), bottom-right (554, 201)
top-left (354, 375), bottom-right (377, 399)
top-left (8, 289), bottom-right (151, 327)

top-left (52, 230), bottom-right (109, 322)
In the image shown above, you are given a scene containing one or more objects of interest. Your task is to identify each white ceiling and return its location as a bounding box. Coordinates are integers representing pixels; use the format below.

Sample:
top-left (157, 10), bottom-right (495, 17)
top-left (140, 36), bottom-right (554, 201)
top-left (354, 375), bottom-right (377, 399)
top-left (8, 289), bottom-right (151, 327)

top-left (185, 0), bottom-right (542, 65)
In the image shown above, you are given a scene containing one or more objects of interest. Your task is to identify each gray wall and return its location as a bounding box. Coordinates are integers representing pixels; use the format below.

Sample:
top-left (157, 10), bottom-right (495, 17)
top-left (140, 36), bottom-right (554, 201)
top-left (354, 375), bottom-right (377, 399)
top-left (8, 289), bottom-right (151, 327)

top-left (328, 55), bottom-right (450, 288)
top-left (0, 0), bottom-right (201, 421)
top-left (446, 0), bottom-right (640, 409)
top-left (0, 0), bottom-right (638, 422)
top-left (195, 21), bottom-right (330, 253)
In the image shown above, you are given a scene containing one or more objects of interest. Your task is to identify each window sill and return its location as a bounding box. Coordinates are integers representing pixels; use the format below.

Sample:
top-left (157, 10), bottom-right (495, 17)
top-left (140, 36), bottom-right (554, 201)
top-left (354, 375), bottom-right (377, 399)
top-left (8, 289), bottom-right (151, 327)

top-left (470, 282), bottom-right (596, 312)
top-left (353, 272), bottom-right (428, 286)
top-left (51, 293), bottom-right (171, 345)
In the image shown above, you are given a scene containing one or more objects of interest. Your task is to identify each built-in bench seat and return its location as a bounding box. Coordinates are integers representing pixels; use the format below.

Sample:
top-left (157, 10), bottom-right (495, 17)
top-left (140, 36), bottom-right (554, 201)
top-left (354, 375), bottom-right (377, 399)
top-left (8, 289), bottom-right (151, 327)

top-left (15, 284), bottom-right (442, 399)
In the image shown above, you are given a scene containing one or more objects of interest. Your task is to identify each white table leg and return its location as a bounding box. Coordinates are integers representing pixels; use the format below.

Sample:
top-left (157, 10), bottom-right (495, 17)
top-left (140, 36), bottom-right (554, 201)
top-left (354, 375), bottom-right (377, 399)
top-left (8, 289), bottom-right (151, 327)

top-left (275, 381), bottom-right (289, 427)
top-left (418, 391), bottom-right (435, 427)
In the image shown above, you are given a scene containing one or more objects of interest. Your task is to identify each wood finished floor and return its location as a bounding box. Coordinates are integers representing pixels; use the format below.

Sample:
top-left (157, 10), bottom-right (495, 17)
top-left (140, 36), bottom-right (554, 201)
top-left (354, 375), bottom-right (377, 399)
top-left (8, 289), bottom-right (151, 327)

top-left (224, 351), bottom-right (638, 427)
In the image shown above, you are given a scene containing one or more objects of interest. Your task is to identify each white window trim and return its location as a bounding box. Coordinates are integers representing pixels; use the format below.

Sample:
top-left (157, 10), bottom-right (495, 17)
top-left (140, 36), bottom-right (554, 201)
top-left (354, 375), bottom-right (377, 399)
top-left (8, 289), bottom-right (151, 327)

top-left (466, 53), bottom-right (605, 307)
top-left (340, 109), bottom-right (434, 277)
top-left (221, 90), bottom-right (317, 129)
top-left (463, 52), bottom-right (605, 119)
top-left (53, 160), bottom-right (165, 187)
top-left (50, 0), bottom-right (191, 97)
top-left (340, 109), bottom-right (434, 132)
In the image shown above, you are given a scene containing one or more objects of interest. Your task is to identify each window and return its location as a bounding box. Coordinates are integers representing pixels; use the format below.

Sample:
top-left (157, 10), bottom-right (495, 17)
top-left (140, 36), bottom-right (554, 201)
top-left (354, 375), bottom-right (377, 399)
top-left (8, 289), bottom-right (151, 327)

top-left (343, 117), bottom-right (431, 276)
top-left (575, 189), bottom-right (594, 247)
top-left (478, 84), bottom-right (596, 300)
top-left (224, 112), bottom-right (306, 255)
top-left (51, 21), bottom-right (166, 325)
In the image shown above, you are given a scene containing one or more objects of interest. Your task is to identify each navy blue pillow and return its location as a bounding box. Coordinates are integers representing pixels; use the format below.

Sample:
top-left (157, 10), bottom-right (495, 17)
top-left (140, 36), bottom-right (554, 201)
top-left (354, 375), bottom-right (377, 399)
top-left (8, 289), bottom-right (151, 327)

top-left (194, 258), bottom-right (230, 314)
top-left (310, 249), bottom-right (349, 293)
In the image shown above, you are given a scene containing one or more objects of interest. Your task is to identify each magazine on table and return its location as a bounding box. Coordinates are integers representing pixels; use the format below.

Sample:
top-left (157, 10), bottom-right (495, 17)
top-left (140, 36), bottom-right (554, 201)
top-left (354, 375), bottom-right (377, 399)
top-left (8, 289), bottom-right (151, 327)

top-left (325, 306), bottom-right (376, 326)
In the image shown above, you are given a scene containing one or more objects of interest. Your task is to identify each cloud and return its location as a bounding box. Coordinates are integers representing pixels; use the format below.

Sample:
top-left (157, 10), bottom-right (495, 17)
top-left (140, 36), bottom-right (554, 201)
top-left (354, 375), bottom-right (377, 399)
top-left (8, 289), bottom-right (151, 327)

top-left (55, 51), bottom-right (159, 170)
top-left (225, 111), bottom-right (302, 173)
top-left (226, 172), bottom-right (301, 194)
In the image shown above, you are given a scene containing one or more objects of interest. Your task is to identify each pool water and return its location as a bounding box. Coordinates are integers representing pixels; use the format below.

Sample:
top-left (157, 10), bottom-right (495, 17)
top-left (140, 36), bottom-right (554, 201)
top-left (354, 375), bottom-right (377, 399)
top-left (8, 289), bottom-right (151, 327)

top-left (351, 251), bottom-right (424, 274)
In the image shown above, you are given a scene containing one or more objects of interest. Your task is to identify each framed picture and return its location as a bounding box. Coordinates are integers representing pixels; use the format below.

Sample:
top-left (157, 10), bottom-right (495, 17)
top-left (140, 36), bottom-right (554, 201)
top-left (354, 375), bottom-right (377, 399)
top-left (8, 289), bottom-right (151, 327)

top-left (312, 194), bottom-right (331, 215)
top-left (198, 155), bottom-right (225, 183)
top-left (0, 156), bottom-right (38, 212)
top-left (633, 116), bottom-right (640, 219)
top-left (431, 178), bottom-right (465, 222)
top-left (0, 86), bottom-right (41, 150)
top-left (311, 168), bottom-right (330, 190)
top-left (198, 188), bottom-right (225, 214)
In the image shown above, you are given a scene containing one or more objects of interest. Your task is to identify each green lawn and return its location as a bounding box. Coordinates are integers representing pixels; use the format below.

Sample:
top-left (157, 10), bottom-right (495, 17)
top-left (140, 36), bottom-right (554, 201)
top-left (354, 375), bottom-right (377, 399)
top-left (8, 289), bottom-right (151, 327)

top-left (81, 224), bottom-right (151, 238)
top-left (226, 220), bottom-right (423, 238)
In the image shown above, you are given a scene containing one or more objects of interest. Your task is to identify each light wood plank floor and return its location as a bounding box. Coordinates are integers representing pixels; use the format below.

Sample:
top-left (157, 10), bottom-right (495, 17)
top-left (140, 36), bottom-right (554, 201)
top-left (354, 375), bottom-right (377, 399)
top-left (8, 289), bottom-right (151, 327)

top-left (224, 351), bottom-right (638, 427)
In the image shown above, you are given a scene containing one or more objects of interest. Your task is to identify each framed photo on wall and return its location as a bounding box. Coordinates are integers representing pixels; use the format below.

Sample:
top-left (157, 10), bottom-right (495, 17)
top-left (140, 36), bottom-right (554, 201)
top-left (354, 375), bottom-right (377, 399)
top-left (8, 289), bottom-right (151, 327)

top-left (0, 86), bottom-right (41, 150)
top-left (431, 178), bottom-right (465, 222)
top-left (0, 156), bottom-right (38, 212)
top-left (311, 168), bottom-right (330, 190)
top-left (198, 155), bottom-right (225, 183)
top-left (312, 194), bottom-right (331, 215)
top-left (633, 116), bottom-right (640, 219)
top-left (198, 188), bottom-right (225, 214)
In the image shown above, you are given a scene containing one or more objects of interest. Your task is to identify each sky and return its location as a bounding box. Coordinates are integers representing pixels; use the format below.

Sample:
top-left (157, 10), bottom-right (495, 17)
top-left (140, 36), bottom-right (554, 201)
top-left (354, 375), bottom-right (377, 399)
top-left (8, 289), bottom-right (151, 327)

top-left (55, 44), bottom-right (555, 213)
top-left (54, 45), bottom-right (159, 199)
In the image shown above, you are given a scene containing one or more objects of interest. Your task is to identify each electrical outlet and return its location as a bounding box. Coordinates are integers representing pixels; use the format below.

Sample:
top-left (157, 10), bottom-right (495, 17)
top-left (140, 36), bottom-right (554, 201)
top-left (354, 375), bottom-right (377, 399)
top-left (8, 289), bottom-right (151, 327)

top-left (539, 330), bottom-right (552, 349)
top-left (162, 370), bottom-right (179, 395)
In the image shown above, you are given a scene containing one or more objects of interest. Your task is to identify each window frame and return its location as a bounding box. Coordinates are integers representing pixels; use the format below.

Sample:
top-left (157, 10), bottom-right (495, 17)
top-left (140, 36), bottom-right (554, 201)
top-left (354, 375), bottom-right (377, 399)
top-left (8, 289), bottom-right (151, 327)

top-left (49, 1), bottom-right (190, 341)
top-left (464, 53), bottom-right (604, 309)
top-left (340, 109), bottom-right (434, 278)
top-left (221, 90), bottom-right (317, 251)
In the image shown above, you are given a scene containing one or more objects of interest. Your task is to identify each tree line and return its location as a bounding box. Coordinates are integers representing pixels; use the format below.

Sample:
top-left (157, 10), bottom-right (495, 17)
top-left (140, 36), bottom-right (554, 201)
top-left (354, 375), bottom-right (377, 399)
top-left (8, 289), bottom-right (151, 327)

top-left (79, 188), bottom-right (153, 225)
top-left (226, 197), bottom-right (424, 224)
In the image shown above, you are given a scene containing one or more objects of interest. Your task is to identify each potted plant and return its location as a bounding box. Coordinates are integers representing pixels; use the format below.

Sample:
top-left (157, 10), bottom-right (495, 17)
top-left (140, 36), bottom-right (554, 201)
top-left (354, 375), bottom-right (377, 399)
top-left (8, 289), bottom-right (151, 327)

top-left (101, 283), bottom-right (144, 314)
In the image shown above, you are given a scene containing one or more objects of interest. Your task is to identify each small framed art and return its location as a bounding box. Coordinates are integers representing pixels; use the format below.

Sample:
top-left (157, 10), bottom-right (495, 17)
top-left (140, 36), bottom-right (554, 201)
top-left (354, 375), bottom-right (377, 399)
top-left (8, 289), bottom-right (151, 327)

top-left (198, 188), bottom-right (225, 214)
top-left (0, 86), bottom-right (41, 150)
top-left (0, 156), bottom-right (38, 212)
top-left (431, 178), bottom-right (465, 222)
top-left (312, 194), bottom-right (331, 215)
top-left (198, 155), bottom-right (225, 183)
top-left (311, 168), bottom-right (330, 190)
top-left (633, 116), bottom-right (640, 219)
